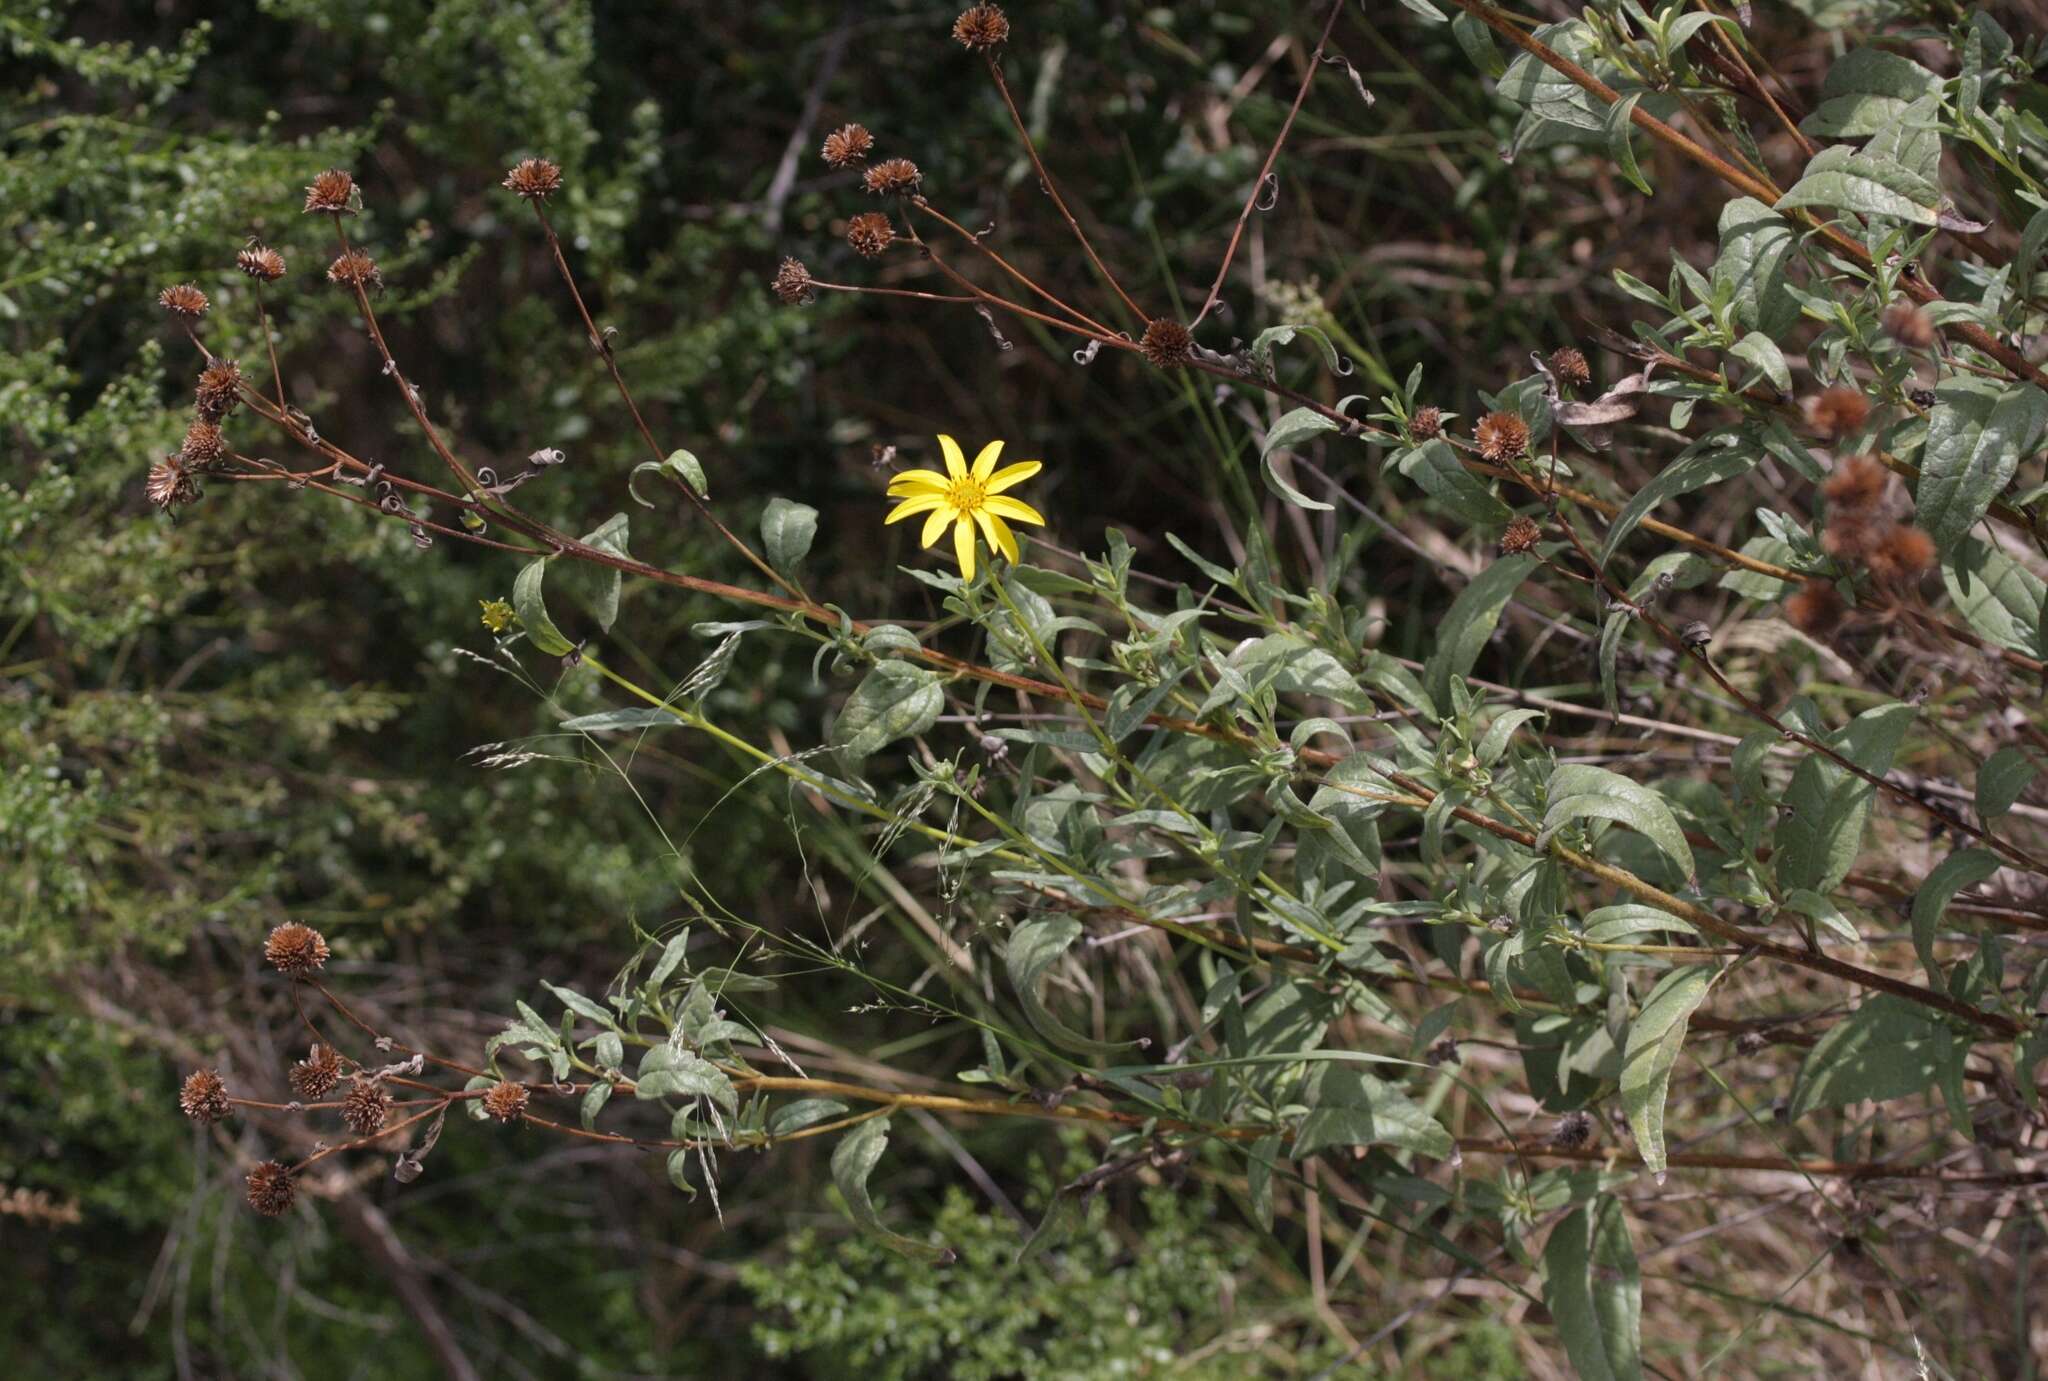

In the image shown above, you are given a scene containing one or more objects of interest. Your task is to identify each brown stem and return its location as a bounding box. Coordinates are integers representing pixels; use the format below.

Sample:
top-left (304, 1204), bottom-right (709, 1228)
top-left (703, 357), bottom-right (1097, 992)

top-left (909, 197), bottom-right (1119, 337)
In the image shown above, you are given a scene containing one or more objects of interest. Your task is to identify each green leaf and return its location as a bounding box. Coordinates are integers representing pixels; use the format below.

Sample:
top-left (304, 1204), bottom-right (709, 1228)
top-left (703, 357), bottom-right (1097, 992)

top-left (1977, 747), bottom-right (2038, 821)
top-left (830, 1116), bottom-right (949, 1260)
top-left (668, 1053), bottom-right (737, 1114)
top-left (1422, 554), bottom-right (1538, 715)
top-left (1294, 1063), bottom-right (1453, 1159)
top-left (1726, 333), bottom-right (1789, 396)
top-left (629, 447), bottom-right (708, 505)
top-left (579, 512), bottom-right (630, 633)
top-left (760, 496), bottom-right (819, 572)
top-left (1774, 701), bottom-right (1917, 894)
top-left (580, 1080), bottom-right (612, 1131)
top-left (767, 1098), bottom-right (850, 1137)
top-left (1259, 407), bottom-right (1338, 511)
top-left (1598, 444), bottom-right (1754, 567)
top-left (1798, 47), bottom-right (1939, 138)
top-left (1006, 914), bottom-right (1133, 1054)
top-left (1620, 965), bottom-right (1716, 1178)
top-left (1915, 381), bottom-right (2048, 556)
top-left (831, 660), bottom-right (943, 761)
top-left (1597, 609), bottom-right (1629, 714)
top-left (1539, 763), bottom-right (1694, 882)
top-left (1543, 1198), bottom-right (1643, 1381)
top-left (1246, 1134), bottom-right (1283, 1233)
top-left (1790, 995), bottom-right (1959, 1118)
top-left (1231, 632), bottom-right (1369, 710)
top-left (1713, 198), bottom-right (1798, 339)
top-left (1603, 92), bottom-right (1651, 196)
top-left (1910, 848), bottom-right (2000, 986)
top-left (1776, 143), bottom-right (1942, 226)
top-left (1396, 439), bottom-right (1512, 525)
top-left (512, 557), bottom-right (575, 656)
top-left (1250, 324), bottom-right (1341, 374)
top-left (1944, 538), bottom-right (2046, 657)
top-left (542, 982), bottom-right (615, 1029)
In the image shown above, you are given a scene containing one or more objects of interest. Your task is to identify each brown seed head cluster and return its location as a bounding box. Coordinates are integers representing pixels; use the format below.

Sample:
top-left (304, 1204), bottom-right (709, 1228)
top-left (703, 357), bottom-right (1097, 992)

top-left (1140, 318), bottom-right (1193, 369)
top-left (327, 250), bottom-right (381, 290)
top-left (180, 419), bottom-right (225, 467)
top-left (502, 157), bottom-right (563, 201)
top-left (1866, 525), bottom-right (1936, 585)
top-left (820, 123), bottom-right (874, 169)
top-left (158, 283), bottom-right (210, 318)
top-left (264, 921), bottom-right (330, 977)
top-left (1547, 346), bottom-right (1590, 387)
top-left (146, 461), bottom-right (199, 514)
top-left (482, 1081), bottom-right (530, 1123)
top-left (304, 168), bottom-right (356, 215)
top-left (237, 246), bottom-right (287, 282)
top-left (771, 257), bottom-right (815, 306)
top-left (1474, 410), bottom-right (1530, 462)
top-left (1821, 453), bottom-right (1889, 510)
top-left (1882, 300), bottom-right (1935, 349)
top-left (1499, 514), bottom-right (1542, 555)
top-left (289, 1044), bottom-right (342, 1099)
top-left (1804, 385), bottom-right (1870, 440)
top-left (952, 4), bottom-right (1011, 49)
top-left (245, 1161), bottom-right (296, 1217)
top-left (180, 1070), bottom-right (231, 1124)
top-left (194, 359), bottom-right (243, 421)
top-left (1784, 578), bottom-right (1847, 639)
top-left (1817, 453), bottom-right (1934, 588)
top-left (862, 158), bottom-right (922, 197)
top-left (1408, 406), bottom-right (1443, 441)
top-left (340, 1082), bottom-right (391, 1137)
top-left (845, 211), bottom-right (895, 259)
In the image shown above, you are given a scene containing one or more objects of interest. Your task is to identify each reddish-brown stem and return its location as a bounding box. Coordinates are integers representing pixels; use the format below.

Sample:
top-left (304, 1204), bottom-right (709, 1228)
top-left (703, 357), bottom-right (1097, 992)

top-left (909, 198), bottom-right (1119, 338)
top-left (251, 281), bottom-right (287, 409)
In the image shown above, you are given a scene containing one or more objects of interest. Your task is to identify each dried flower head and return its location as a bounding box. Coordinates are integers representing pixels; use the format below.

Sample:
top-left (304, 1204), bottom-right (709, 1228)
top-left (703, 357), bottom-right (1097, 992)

top-left (237, 246), bottom-right (287, 282)
top-left (1822, 453), bottom-right (1890, 512)
top-left (340, 1082), bottom-right (391, 1137)
top-left (1140, 318), bottom-right (1193, 369)
top-left (304, 168), bottom-right (357, 215)
top-left (245, 1161), bottom-right (296, 1217)
top-left (158, 283), bottom-right (210, 318)
top-left (1547, 346), bottom-right (1590, 387)
top-left (1804, 385), bottom-right (1870, 439)
top-left (146, 460), bottom-right (199, 514)
top-left (1866, 524), bottom-right (1935, 584)
top-left (327, 250), bottom-right (381, 291)
top-left (845, 211), bottom-right (895, 259)
top-left (1499, 514), bottom-right (1541, 555)
top-left (194, 359), bottom-right (243, 421)
top-left (862, 157), bottom-right (922, 197)
top-left (952, 4), bottom-right (1011, 49)
top-left (1474, 410), bottom-right (1530, 462)
top-left (1549, 1111), bottom-right (1594, 1150)
top-left (820, 123), bottom-right (874, 169)
top-left (289, 1044), bottom-right (342, 1099)
top-left (482, 1081), bottom-right (530, 1123)
top-left (179, 419), bottom-right (225, 467)
top-left (1882, 301), bottom-right (1935, 349)
top-left (502, 157), bottom-right (564, 201)
top-left (1409, 406), bottom-right (1443, 441)
top-left (771, 257), bottom-right (815, 306)
top-left (1784, 579), bottom-right (1846, 638)
top-left (180, 1070), bottom-right (231, 1124)
top-left (1820, 512), bottom-right (1879, 563)
top-left (263, 921), bottom-right (330, 977)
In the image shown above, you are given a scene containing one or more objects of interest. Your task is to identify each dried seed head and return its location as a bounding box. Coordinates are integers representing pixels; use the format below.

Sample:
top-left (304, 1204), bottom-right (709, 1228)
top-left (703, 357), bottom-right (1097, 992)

top-left (146, 460), bottom-right (199, 514)
top-left (245, 1161), bottom-right (296, 1217)
top-left (237, 246), bottom-right (287, 282)
top-left (263, 921), bottom-right (330, 977)
top-left (195, 360), bottom-right (243, 420)
top-left (327, 250), bottom-right (381, 290)
top-left (861, 157), bottom-right (922, 197)
top-left (1547, 346), bottom-right (1590, 387)
top-left (1804, 385), bottom-right (1870, 440)
top-left (1821, 453), bottom-right (1889, 512)
top-left (1474, 410), bottom-right (1530, 462)
top-left (180, 419), bottom-right (225, 467)
top-left (482, 1081), bottom-right (530, 1123)
top-left (845, 211), bottom-right (895, 259)
top-left (952, 4), bottom-right (1011, 49)
top-left (502, 157), bottom-right (564, 201)
top-left (340, 1082), bottom-right (391, 1137)
top-left (180, 1070), bottom-right (231, 1124)
top-left (1866, 524), bottom-right (1935, 584)
top-left (820, 123), bottom-right (874, 169)
top-left (1882, 301), bottom-right (1935, 349)
top-left (289, 1044), bottom-right (342, 1099)
top-left (1549, 1111), bottom-right (1594, 1150)
top-left (158, 283), bottom-right (210, 318)
top-left (1140, 318), bottom-right (1193, 369)
top-left (771, 257), bottom-right (815, 306)
top-left (1408, 406), bottom-right (1443, 441)
top-left (303, 168), bottom-right (357, 215)
top-left (1499, 514), bottom-right (1542, 555)
top-left (1784, 579), bottom-right (1846, 638)
top-left (1820, 511), bottom-right (1879, 563)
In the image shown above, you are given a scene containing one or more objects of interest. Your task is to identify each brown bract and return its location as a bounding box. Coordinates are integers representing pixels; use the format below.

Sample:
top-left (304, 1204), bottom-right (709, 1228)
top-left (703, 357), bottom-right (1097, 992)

top-left (245, 1161), bottom-right (296, 1217)
top-left (290, 1045), bottom-right (341, 1098)
top-left (180, 420), bottom-right (225, 467)
top-left (1784, 579), bottom-right (1846, 638)
top-left (1882, 301), bottom-right (1935, 349)
top-left (1822, 454), bottom-right (1889, 510)
top-left (1499, 515), bottom-right (1541, 555)
top-left (1140, 319), bottom-right (1193, 369)
top-left (820, 123), bottom-right (874, 169)
top-left (237, 246), bottom-right (287, 282)
top-left (846, 211), bottom-right (894, 259)
top-left (1408, 406), bottom-right (1443, 441)
top-left (180, 1070), bottom-right (231, 1124)
top-left (482, 1081), bottom-right (530, 1123)
top-left (1547, 346), bottom-right (1590, 387)
top-left (195, 360), bottom-right (243, 421)
top-left (327, 251), bottom-right (381, 290)
top-left (158, 283), bottom-right (209, 318)
top-left (862, 158), bottom-right (922, 197)
top-left (146, 461), bottom-right (199, 514)
top-left (1475, 411), bottom-right (1530, 462)
top-left (1804, 386), bottom-right (1870, 439)
top-left (502, 158), bottom-right (563, 201)
top-left (771, 257), bottom-right (814, 306)
top-left (340, 1082), bottom-right (391, 1137)
top-left (952, 4), bottom-right (1010, 49)
top-left (304, 169), bottom-right (356, 214)
top-left (264, 922), bottom-right (330, 976)
top-left (1866, 525), bottom-right (1935, 584)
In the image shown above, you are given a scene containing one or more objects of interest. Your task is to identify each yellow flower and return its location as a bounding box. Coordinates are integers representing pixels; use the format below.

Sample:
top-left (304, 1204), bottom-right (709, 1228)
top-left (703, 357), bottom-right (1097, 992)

top-left (884, 435), bottom-right (1045, 580)
top-left (479, 598), bottom-right (516, 633)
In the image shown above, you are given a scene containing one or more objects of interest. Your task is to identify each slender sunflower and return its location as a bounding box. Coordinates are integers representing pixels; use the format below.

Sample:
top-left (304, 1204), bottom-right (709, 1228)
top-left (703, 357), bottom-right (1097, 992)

top-left (885, 435), bottom-right (1045, 580)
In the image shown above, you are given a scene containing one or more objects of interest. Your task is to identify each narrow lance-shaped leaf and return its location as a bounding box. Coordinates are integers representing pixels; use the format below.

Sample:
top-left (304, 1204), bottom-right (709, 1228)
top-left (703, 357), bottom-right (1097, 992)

top-left (829, 1116), bottom-right (950, 1261)
top-left (1619, 964), bottom-right (1716, 1178)
top-left (1544, 1197), bottom-right (1643, 1381)
top-left (1910, 848), bottom-right (2000, 988)
top-left (512, 557), bottom-right (575, 657)
top-left (1789, 995), bottom-right (1958, 1119)
top-left (1006, 914), bottom-right (1137, 1055)
top-left (1422, 554), bottom-right (1538, 715)
top-left (1260, 407), bottom-right (1338, 512)
top-left (1774, 701), bottom-right (1917, 894)
top-left (1538, 763), bottom-right (1694, 883)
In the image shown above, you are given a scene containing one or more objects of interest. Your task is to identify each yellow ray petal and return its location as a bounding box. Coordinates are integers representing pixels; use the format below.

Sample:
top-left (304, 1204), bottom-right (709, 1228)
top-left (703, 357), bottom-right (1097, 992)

top-left (920, 504), bottom-right (955, 549)
top-left (887, 468), bottom-right (950, 493)
top-left (938, 434), bottom-right (968, 480)
top-left (970, 438), bottom-right (1004, 481)
top-left (975, 509), bottom-right (1019, 564)
top-left (953, 515), bottom-right (978, 579)
top-left (982, 495), bottom-right (1044, 527)
top-left (985, 459), bottom-right (1041, 493)
top-left (885, 493), bottom-right (948, 523)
